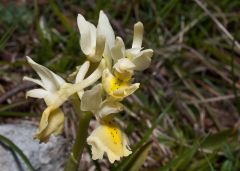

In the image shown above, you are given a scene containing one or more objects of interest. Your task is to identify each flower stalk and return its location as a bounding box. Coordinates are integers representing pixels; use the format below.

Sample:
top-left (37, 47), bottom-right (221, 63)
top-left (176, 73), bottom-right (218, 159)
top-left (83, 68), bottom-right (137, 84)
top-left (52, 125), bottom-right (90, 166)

top-left (64, 111), bottom-right (92, 171)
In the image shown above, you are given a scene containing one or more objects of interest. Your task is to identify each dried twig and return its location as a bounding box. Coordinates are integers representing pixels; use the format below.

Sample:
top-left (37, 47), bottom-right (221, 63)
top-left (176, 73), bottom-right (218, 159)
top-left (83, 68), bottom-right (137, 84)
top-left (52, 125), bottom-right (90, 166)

top-left (168, 13), bottom-right (206, 44)
top-left (186, 94), bottom-right (238, 104)
top-left (0, 82), bottom-right (35, 104)
top-left (193, 0), bottom-right (240, 54)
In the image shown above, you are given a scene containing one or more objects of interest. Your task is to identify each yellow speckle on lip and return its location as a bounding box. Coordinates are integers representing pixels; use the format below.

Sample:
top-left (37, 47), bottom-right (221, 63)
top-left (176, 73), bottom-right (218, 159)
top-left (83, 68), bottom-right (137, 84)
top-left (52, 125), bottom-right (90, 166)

top-left (95, 120), bottom-right (125, 155)
top-left (105, 121), bottom-right (122, 145)
top-left (110, 77), bottom-right (128, 94)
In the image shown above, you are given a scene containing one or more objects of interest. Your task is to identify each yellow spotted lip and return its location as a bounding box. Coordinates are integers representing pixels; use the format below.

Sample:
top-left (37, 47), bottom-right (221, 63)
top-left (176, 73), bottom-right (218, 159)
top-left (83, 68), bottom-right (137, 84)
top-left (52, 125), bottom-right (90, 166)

top-left (102, 69), bottom-right (140, 100)
top-left (87, 120), bottom-right (132, 163)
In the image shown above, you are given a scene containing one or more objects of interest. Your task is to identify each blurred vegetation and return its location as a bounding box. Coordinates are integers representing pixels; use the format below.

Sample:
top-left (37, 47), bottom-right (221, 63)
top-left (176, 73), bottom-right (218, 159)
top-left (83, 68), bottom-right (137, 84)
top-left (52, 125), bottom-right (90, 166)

top-left (0, 0), bottom-right (240, 170)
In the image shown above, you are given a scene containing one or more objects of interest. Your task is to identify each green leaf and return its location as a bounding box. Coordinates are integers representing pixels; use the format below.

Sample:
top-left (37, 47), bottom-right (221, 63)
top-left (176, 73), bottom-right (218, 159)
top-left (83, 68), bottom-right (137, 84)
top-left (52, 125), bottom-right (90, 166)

top-left (201, 129), bottom-right (234, 150)
top-left (134, 100), bottom-right (175, 151)
top-left (0, 25), bottom-right (15, 52)
top-left (158, 142), bottom-right (199, 171)
top-left (0, 100), bottom-right (30, 112)
top-left (127, 141), bottom-right (152, 171)
top-left (0, 134), bottom-right (36, 171)
top-left (221, 160), bottom-right (233, 171)
top-left (49, 0), bottom-right (74, 33)
top-left (188, 155), bottom-right (216, 171)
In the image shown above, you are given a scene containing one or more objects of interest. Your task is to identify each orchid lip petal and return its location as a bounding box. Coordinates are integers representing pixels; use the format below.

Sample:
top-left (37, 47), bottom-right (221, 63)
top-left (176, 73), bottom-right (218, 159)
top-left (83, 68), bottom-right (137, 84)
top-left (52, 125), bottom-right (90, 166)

top-left (34, 107), bottom-right (64, 143)
top-left (87, 122), bottom-right (132, 163)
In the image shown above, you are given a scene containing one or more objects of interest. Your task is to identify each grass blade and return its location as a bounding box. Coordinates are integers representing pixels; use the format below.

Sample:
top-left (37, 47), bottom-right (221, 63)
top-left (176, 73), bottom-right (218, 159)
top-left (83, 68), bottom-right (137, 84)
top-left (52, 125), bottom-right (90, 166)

top-left (0, 134), bottom-right (36, 171)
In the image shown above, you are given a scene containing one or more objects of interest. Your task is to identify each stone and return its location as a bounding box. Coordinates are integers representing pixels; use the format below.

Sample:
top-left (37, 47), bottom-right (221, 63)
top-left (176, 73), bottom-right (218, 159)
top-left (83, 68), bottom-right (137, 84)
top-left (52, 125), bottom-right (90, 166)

top-left (0, 122), bottom-right (68, 171)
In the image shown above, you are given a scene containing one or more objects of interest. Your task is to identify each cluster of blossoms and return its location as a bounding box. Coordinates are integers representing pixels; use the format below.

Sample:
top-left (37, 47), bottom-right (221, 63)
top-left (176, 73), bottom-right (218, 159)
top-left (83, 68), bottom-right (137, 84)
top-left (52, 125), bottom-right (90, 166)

top-left (24, 11), bottom-right (153, 163)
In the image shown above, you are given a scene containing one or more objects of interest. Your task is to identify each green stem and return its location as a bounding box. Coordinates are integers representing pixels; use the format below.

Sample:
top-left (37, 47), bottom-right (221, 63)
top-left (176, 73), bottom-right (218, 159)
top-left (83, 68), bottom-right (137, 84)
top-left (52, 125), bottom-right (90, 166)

top-left (64, 111), bottom-right (92, 171)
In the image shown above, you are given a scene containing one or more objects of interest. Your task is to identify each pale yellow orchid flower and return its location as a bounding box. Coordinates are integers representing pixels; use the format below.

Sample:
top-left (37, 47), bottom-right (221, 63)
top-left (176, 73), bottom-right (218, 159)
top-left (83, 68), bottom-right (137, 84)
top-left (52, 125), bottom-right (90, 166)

top-left (23, 56), bottom-right (67, 142)
top-left (110, 23), bottom-right (153, 72)
top-left (113, 58), bottom-right (135, 81)
top-left (37, 59), bottom-right (106, 136)
top-left (24, 57), bottom-right (106, 142)
top-left (110, 37), bottom-right (135, 81)
top-left (102, 68), bottom-right (139, 100)
top-left (78, 10), bottom-right (114, 63)
top-left (126, 22), bottom-right (153, 71)
top-left (80, 84), bottom-right (131, 163)
top-left (87, 120), bottom-right (132, 163)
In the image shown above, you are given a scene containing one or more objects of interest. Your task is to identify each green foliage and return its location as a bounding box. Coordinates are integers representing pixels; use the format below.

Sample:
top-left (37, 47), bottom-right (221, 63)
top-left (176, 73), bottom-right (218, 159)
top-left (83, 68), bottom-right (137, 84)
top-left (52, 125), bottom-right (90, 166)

top-left (0, 3), bottom-right (34, 32)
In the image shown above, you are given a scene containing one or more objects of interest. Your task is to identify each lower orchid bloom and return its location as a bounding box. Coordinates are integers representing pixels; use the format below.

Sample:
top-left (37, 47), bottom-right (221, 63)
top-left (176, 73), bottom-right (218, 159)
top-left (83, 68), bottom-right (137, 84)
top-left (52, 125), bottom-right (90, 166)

top-left (87, 119), bottom-right (132, 163)
top-left (80, 84), bottom-right (132, 163)
top-left (39, 59), bottom-right (106, 126)
top-left (23, 56), bottom-right (67, 142)
top-left (24, 57), bottom-right (105, 142)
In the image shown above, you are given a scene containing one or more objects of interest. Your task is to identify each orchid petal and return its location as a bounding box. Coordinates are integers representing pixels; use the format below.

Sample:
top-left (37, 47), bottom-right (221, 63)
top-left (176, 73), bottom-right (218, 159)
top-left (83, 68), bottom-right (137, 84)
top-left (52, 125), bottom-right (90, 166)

top-left (112, 83), bottom-right (140, 100)
top-left (23, 76), bottom-right (45, 88)
top-left (77, 14), bottom-right (96, 56)
top-left (111, 37), bottom-right (125, 62)
top-left (81, 84), bottom-right (102, 113)
top-left (113, 58), bottom-right (135, 81)
top-left (132, 22), bottom-right (143, 49)
top-left (26, 56), bottom-right (65, 92)
top-left (102, 69), bottom-right (140, 100)
top-left (132, 49), bottom-right (153, 71)
top-left (34, 107), bottom-right (64, 143)
top-left (98, 10), bottom-right (115, 67)
top-left (93, 33), bottom-right (105, 62)
top-left (113, 58), bottom-right (135, 72)
top-left (75, 61), bottom-right (90, 83)
top-left (98, 99), bottom-right (124, 118)
top-left (26, 88), bottom-right (48, 99)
